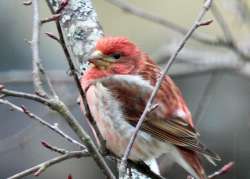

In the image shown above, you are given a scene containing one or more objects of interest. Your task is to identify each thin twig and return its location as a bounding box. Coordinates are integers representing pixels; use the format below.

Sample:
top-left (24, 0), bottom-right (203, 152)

top-left (119, 0), bottom-right (214, 177)
top-left (41, 14), bottom-right (61, 24)
top-left (31, 0), bottom-right (58, 98)
top-left (0, 88), bottom-right (50, 105)
top-left (0, 98), bottom-right (86, 149)
top-left (194, 72), bottom-right (222, 125)
top-left (105, 0), bottom-right (224, 47)
top-left (31, 0), bottom-right (47, 97)
top-left (208, 161), bottom-right (234, 179)
top-left (211, 3), bottom-right (234, 43)
top-left (210, 3), bottom-right (249, 60)
top-left (45, 32), bottom-right (61, 44)
top-left (41, 140), bottom-right (68, 154)
top-left (156, 43), bottom-right (250, 78)
top-left (7, 151), bottom-right (89, 179)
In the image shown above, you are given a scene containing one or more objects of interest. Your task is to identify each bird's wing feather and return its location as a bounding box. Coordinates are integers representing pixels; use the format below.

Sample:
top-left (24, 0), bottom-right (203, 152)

top-left (98, 75), bottom-right (220, 161)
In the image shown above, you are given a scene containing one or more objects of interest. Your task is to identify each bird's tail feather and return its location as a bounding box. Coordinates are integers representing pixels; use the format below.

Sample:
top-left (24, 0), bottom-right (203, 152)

top-left (173, 147), bottom-right (208, 179)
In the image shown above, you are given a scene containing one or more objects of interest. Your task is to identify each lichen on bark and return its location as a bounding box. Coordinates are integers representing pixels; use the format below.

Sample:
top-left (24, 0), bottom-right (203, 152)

top-left (48, 0), bottom-right (104, 71)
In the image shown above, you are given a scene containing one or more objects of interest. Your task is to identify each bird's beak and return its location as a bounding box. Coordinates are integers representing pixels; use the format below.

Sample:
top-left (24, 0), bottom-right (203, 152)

top-left (88, 50), bottom-right (111, 69)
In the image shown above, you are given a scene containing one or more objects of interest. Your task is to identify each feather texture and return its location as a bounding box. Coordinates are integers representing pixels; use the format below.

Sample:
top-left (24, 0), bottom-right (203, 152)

top-left (81, 36), bottom-right (221, 179)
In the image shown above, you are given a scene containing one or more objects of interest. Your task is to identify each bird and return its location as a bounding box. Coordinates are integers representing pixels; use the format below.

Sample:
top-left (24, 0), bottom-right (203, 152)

top-left (80, 36), bottom-right (221, 179)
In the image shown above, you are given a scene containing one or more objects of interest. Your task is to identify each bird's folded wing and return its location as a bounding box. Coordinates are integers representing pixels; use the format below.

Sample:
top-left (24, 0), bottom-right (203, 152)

top-left (98, 75), bottom-right (220, 161)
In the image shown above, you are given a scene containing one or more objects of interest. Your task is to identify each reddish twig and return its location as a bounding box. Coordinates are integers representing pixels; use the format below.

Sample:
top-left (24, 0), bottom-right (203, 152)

top-left (41, 141), bottom-right (68, 155)
top-left (208, 161), bottom-right (234, 178)
top-left (56, 0), bottom-right (69, 14)
top-left (41, 14), bottom-right (61, 24)
top-left (45, 32), bottom-right (61, 44)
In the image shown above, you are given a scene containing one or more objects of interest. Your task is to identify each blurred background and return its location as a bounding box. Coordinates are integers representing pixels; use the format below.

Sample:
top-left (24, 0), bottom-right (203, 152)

top-left (1, 0), bottom-right (250, 178)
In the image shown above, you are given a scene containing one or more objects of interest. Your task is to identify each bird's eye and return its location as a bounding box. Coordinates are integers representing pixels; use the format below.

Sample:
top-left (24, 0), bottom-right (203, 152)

top-left (111, 53), bottom-right (121, 59)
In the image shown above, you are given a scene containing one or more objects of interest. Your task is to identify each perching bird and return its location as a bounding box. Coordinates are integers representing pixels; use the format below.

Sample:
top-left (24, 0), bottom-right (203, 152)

top-left (81, 36), bottom-right (220, 179)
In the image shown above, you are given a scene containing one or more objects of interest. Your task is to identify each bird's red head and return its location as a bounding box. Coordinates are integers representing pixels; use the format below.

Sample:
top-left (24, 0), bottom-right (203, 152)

top-left (87, 36), bottom-right (142, 75)
top-left (95, 36), bottom-right (140, 57)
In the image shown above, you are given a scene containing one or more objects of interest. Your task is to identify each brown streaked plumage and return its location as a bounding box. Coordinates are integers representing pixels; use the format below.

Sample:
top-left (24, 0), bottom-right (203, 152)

top-left (81, 36), bottom-right (220, 179)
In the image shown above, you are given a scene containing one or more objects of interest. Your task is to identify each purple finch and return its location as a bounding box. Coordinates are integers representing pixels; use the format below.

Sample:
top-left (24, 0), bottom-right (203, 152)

top-left (81, 37), bottom-right (220, 179)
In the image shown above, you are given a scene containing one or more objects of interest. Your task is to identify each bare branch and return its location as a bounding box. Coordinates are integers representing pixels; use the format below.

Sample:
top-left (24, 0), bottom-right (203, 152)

top-left (7, 151), bottom-right (89, 179)
top-left (41, 140), bottom-right (68, 155)
top-left (120, 0), bottom-right (214, 177)
top-left (31, 0), bottom-right (58, 98)
top-left (156, 43), bottom-right (250, 78)
top-left (194, 72), bottom-right (222, 125)
top-left (210, 3), bottom-right (249, 60)
top-left (0, 88), bottom-right (51, 105)
top-left (45, 32), bottom-right (61, 44)
top-left (41, 14), bottom-right (61, 24)
top-left (211, 4), bottom-right (234, 43)
top-left (0, 98), bottom-right (86, 149)
top-left (31, 0), bottom-right (47, 97)
top-left (208, 161), bottom-right (234, 179)
top-left (105, 0), bottom-right (224, 47)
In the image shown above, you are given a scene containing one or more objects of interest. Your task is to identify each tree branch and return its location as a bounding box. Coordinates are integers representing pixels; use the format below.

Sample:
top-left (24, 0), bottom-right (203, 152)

top-left (31, 0), bottom-right (47, 97)
top-left (194, 72), bottom-right (222, 125)
top-left (0, 98), bottom-right (86, 150)
top-left (156, 43), bottom-right (250, 78)
top-left (7, 151), bottom-right (89, 179)
top-left (208, 161), bottom-right (234, 179)
top-left (119, 0), bottom-right (214, 177)
top-left (105, 0), bottom-right (224, 47)
top-left (45, 0), bottom-right (103, 65)
top-left (31, 0), bottom-right (58, 98)
top-left (105, 0), bottom-right (250, 63)
top-left (210, 3), bottom-right (249, 60)
top-left (43, 1), bottom-right (113, 177)
top-left (41, 140), bottom-right (69, 155)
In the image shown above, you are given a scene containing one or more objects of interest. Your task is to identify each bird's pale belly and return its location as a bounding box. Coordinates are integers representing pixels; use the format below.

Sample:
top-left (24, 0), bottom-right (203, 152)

top-left (86, 83), bottom-right (174, 161)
